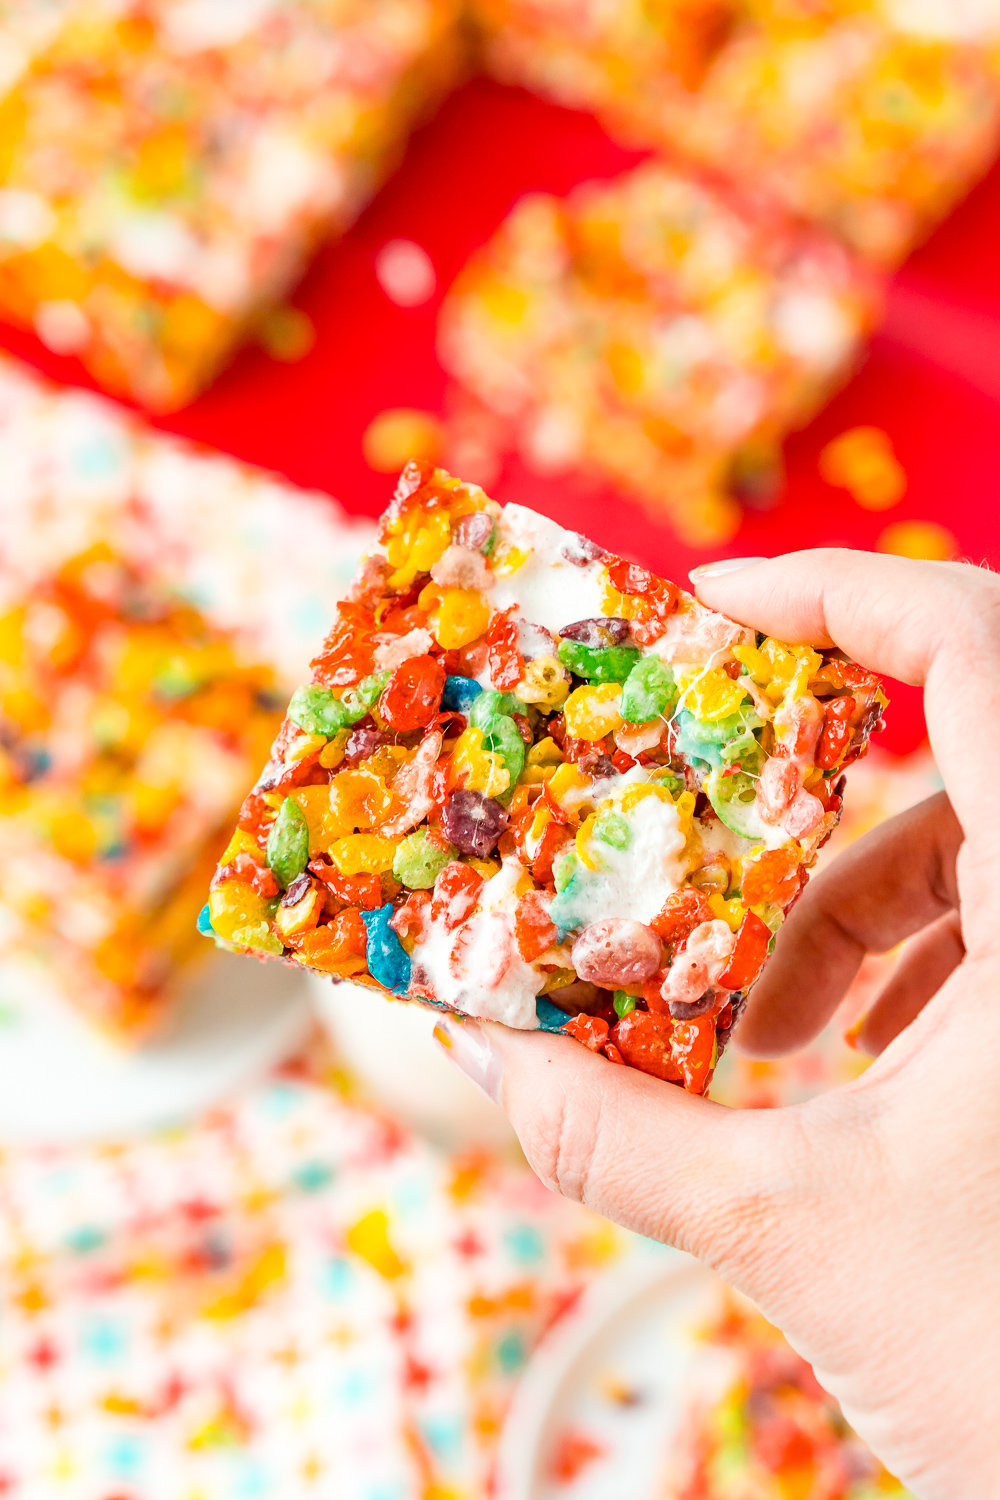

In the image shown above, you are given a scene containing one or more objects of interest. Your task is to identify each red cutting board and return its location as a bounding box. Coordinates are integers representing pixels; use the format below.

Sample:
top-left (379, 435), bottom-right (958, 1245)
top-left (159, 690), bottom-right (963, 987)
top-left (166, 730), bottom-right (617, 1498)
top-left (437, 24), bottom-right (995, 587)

top-left (3, 78), bottom-right (998, 752)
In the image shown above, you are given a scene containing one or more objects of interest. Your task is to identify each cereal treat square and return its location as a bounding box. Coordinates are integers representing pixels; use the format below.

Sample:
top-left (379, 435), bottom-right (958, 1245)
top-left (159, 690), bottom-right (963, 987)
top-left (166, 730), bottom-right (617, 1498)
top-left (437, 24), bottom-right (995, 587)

top-left (204, 464), bottom-right (886, 1096)
top-left (438, 164), bottom-right (879, 544)
top-left (469, 0), bottom-right (734, 120)
top-left (678, 17), bottom-right (1000, 267)
top-left (0, 0), bottom-right (461, 408)
top-left (0, 547), bottom-right (282, 1036)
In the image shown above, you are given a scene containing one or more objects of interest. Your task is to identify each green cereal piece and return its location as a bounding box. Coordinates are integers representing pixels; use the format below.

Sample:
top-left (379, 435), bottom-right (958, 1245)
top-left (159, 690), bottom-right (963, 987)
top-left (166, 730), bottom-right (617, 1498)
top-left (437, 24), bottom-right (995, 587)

top-left (481, 714), bottom-right (525, 794)
top-left (287, 683), bottom-right (353, 736)
top-left (619, 656), bottom-right (676, 723)
top-left (469, 688), bottom-right (521, 729)
top-left (552, 849), bottom-right (580, 894)
top-left (265, 797), bottom-right (310, 887)
top-left (392, 829), bottom-right (453, 890)
top-left (594, 811), bottom-right (631, 850)
top-left (557, 639), bottom-right (640, 684)
top-left (343, 671), bottom-right (391, 720)
top-left (613, 991), bottom-right (637, 1019)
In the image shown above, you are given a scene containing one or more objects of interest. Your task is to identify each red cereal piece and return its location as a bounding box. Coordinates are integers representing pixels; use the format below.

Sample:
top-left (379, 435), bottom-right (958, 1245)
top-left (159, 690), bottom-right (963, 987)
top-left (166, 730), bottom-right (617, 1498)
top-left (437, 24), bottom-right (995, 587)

top-left (741, 846), bottom-right (801, 908)
top-left (380, 654), bottom-right (446, 732)
top-left (563, 1014), bottom-right (611, 1052)
top-left (609, 1010), bottom-right (682, 1083)
top-left (432, 862), bottom-right (484, 930)
top-left (650, 889), bottom-right (715, 945)
top-left (816, 695), bottom-right (856, 770)
top-left (309, 863), bottom-right (382, 911)
top-left (718, 911), bottom-right (771, 992)
top-left (486, 605), bottom-right (523, 690)
top-left (514, 890), bottom-right (558, 961)
top-left (670, 1015), bottom-right (717, 1095)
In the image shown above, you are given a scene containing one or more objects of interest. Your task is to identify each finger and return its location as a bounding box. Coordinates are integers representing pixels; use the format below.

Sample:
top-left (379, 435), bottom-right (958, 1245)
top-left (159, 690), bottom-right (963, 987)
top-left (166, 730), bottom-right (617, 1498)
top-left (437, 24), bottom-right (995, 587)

top-left (855, 912), bottom-right (965, 1057)
top-left (737, 793), bottom-right (962, 1056)
top-left (690, 551), bottom-right (1000, 876)
top-left (434, 1017), bottom-right (839, 1272)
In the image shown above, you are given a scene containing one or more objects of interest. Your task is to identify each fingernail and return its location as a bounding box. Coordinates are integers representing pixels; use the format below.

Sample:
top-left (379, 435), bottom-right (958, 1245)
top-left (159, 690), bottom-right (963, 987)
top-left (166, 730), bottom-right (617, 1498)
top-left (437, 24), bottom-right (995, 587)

top-left (689, 556), bottom-right (766, 582)
top-left (433, 1016), bottom-right (503, 1104)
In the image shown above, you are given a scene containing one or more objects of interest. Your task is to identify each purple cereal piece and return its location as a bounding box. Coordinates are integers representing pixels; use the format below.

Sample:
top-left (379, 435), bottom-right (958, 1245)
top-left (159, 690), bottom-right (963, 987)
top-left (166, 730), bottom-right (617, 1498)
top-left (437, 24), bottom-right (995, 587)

top-left (561, 531), bottom-right (607, 565)
top-left (560, 616), bottom-right (630, 647)
top-left (453, 511), bottom-right (495, 552)
top-left (441, 789), bottom-right (509, 857)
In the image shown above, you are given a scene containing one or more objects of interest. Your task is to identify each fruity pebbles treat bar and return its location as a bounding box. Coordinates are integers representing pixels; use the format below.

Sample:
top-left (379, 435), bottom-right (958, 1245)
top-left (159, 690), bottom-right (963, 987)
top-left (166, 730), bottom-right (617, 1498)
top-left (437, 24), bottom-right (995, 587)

top-left (439, 164), bottom-right (879, 544)
top-left (662, 1296), bottom-right (913, 1498)
top-left (0, 0), bottom-right (460, 409)
top-left (677, 15), bottom-right (1000, 268)
top-left (0, 547), bottom-right (280, 1037)
top-left (469, 0), bottom-right (733, 122)
top-left (205, 463), bottom-right (886, 1096)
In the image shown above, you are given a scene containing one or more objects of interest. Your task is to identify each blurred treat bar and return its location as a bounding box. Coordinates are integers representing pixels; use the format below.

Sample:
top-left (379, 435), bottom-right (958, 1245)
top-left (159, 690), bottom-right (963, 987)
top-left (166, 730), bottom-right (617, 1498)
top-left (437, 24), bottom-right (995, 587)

top-left (0, 0), bottom-right (462, 409)
top-left (469, 0), bottom-right (734, 116)
top-left (0, 549), bottom-right (280, 1036)
top-left (439, 164), bottom-right (880, 542)
top-left (0, 356), bottom-right (374, 1036)
top-left (679, 15), bottom-right (1000, 266)
top-left (469, 1), bottom-right (1000, 268)
top-left (661, 1294), bottom-right (913, 1497)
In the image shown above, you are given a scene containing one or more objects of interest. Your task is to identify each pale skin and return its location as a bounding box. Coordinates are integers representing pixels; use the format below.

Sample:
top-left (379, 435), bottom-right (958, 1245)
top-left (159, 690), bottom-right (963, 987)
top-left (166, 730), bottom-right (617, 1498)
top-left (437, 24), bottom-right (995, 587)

top-left (435, 549), bottom-right (1000, 1500)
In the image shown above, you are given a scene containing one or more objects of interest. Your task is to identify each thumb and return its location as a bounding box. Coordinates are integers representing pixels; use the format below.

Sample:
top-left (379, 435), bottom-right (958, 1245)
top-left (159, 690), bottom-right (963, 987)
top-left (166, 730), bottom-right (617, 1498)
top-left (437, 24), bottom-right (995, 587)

top-left (435, 1017), bottom-right (833, 1276)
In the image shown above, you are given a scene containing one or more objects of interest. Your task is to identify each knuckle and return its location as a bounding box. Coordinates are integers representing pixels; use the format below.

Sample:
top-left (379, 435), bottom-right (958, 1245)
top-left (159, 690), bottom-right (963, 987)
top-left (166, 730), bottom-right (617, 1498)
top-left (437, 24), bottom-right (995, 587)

top-left (521, 1084), bottom-right (606, 1205)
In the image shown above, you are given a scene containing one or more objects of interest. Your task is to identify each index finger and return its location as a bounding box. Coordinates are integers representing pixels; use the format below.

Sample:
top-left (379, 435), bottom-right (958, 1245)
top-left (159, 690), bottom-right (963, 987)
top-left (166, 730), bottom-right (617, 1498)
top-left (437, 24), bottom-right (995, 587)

top-left (690, 550), bottom-right (1000, 851)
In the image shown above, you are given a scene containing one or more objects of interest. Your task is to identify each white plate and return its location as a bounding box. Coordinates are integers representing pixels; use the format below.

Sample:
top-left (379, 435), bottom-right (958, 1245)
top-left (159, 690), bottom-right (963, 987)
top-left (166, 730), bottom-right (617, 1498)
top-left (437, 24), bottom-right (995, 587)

top-left (496, 1246), bottom-right (735, 1500)
top-left (0, 949), bottom-right (312, 1143)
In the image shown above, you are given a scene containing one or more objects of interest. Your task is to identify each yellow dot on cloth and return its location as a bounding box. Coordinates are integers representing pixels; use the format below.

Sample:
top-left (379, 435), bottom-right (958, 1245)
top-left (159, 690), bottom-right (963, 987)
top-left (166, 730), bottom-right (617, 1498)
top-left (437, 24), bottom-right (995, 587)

top-left (877, 520), bottom-right (958, 561)
top-left (362, 408), bottom-right (443, 473)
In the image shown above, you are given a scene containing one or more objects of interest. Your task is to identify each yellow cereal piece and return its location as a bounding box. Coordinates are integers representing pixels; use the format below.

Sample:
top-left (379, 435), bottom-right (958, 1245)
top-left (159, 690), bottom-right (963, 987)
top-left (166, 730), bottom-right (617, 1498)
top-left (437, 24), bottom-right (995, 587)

top-left (515, 655), bottom-right (570, 708)
top-left (877, 519), bottom-right (957, 561)
top-left (563, 683), bottom-right (623, 740)
top-left (491, 545), bottom-right (530, 576)
top-left (432, 588), bottom-right (490, 650)
top-left (218, 829), bottom-right (263, 868)
top-left (820, 427), bottom-right (906, 511)
top-left (620, 781), bottom-right (674, 813)
top-left (319, 730), bottom-right (350, 770)
top-left (257, 305), bottom-right (316, 363)
top-left (678, 666), bottom-right (749, 722)
top-left (208, 882), bottom-right (276, 945)
top-left (545, 761), bottom-right (590, 811)
top-left (345, 1209), bottom-right (407, 1281)
top-left (289, 784), bottom-right (339, 855)
top-left (709, 893), bottom-right (745, 932)
top-left (385, 508), bottom-right (451, 590)
top-left (362, 408), bottom-right (443, 475)
top-left (575, 813), bottom-right (602, 872)
top-left (526, 736), bottom-right (564, 767)
top-left (734, 639), bottom-right (820, 703)
top-left (450, 727), bottom-right (510, 797)
top-left (328, 834), bottom-right (399, 876)
top-left (466, 857), bottom-right (501, 881)
top-left (327, 767), bottom-right (391, 837)
top-left (285, 731), bottom-right (327, 764)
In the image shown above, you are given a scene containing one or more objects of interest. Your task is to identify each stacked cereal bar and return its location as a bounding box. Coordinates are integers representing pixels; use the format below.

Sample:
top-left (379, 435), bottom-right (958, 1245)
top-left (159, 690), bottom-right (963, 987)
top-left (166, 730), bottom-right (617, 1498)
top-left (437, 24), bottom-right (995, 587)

top-left (0, 355), bottom-right (374, 1036)
top-left (438, 165), bottom-right (879, 541)
top-left (470, 2), bottom-right (1000, 268)
top-left (679, 15), bottom-right (1000, 267)
top-left (468, 0), bottom-right (733, 121)
top-left (0, 547), bottom-right (281, 1036)
top-left (0, 0), bottom-right (461, 409)
top-left (204, 464), bottom-right (886, 1096)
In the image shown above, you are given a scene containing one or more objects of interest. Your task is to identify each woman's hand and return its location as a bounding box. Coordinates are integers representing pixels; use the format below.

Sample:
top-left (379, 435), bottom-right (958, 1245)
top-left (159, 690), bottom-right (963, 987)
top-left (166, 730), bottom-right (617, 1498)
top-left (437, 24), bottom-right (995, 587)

top-left (436, 550), bottom-right (1000, 1500)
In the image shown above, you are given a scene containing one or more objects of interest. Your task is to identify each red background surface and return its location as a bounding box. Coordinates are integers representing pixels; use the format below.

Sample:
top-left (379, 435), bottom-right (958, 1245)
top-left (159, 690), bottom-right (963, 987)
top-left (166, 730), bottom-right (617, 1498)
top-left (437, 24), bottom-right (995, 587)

top-left (3, 78), bottom-right (999, 753)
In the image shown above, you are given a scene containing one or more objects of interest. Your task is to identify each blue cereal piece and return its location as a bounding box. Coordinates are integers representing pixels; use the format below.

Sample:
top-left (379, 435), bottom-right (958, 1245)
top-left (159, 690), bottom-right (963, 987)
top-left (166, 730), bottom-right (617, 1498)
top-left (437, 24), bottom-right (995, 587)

top-left (442, 674), bottom-right (483, 713)
top-left (535, 997), bottom-right (570, 1034)
top-left (362, 903), bottom-right (412, 995)
top-left (197, 902), bottom-right (219, 942)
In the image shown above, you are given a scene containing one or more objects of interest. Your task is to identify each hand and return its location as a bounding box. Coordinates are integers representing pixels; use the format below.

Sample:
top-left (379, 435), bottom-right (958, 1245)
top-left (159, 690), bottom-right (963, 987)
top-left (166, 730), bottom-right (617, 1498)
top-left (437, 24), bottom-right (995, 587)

top-left (435, 550), bottom-right (1000, 1500)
